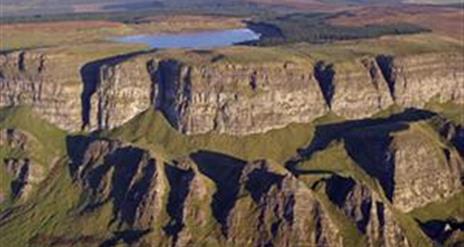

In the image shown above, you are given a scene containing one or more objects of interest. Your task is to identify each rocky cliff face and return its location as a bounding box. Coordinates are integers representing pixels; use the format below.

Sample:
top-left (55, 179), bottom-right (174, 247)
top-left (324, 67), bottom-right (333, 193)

top-left (390, 128), bottom-right (462, 212)
top-left (150, 59), bottom-right (328, 135)
top-left (121, 51), bottom-right (464, 135)
top-left (0, 128), bottom-right (45, 200)
top-left (376, 53), bottom-right (464, 107)
top-left (91, 59), bottom-right (153, 130)
top-left (0, 51), bottom-right (83, 130)
top-left (325, 176), bottom-right (411, 247)
top-left (1, 49), bottom-right (462, 135)
top-left (344, 121), bottom-right (463, 212)
top-left (63, 137), bottom-right (453, 246)
top-left (68, 141), bottom-right (364, 246)
top-left (72, 139), bottom-right (166, 230)
top-left (315, 58), bottom-right (394, 119)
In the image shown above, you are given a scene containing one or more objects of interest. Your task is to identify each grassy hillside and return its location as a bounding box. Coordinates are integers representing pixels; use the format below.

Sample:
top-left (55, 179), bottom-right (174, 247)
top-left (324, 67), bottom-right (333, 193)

top-left (107, 109), bottom-right (315, 163)
top-left (0, 98), bottom-right (462, 246)
top-left (0, 107), bottom-right (67, 210)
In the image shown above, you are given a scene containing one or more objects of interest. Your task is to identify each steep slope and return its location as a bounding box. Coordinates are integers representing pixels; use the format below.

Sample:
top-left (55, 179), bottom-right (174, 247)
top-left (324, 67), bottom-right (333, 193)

top-left (1, 46), bottom-right (462, 135)
top-left (0, 107), bottom-right (66, 208)
top-left (0, 106), bottom-right (463, 246)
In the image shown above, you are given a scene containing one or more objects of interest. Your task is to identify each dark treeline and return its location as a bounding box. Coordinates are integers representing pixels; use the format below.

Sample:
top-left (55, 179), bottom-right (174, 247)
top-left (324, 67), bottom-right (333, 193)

top-left (246, 13), bottom-right (429, 45)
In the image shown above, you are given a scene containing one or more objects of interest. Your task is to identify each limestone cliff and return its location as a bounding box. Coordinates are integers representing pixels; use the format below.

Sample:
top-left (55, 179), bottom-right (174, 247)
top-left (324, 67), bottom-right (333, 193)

top-left (1, 49), bottom-right (462, 135)
top-left (0, 51), bottom-right (83, 130)
top-left (344, 121), bottom-right (463, 212)
top-left (376, 52), bottom-right (464, 107)
top-left (315, 58), bottom-right (394, 119)
top-left (149, 59), bottom-right (328, 135)
top-left (115, 51), bottom-right (463, 135)
top-left (93, 59), bottom-right (153, 130)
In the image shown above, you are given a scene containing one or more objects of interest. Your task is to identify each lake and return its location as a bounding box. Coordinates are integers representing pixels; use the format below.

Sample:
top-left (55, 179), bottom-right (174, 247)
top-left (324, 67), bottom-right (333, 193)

top-left (114, 28), bottom-right (261, 49)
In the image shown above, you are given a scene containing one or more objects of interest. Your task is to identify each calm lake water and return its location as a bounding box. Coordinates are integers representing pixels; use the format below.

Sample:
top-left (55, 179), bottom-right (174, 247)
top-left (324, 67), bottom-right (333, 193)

top-left (114, 28), bottom-right (261, 49)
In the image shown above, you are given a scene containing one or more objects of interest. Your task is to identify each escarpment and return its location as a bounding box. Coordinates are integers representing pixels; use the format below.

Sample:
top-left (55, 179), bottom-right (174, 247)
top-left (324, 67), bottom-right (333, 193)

top-left (1, 49), bottom-right (462, 135)
top-left (314, 59), bottom-right (394, 119)
top-left (376, 52), bottom-right (464, 107)
top-left (342, 121), bottom-right (463, 212)
top-left (92, 59), bottom-right (153, 130)
top-left (3, 108), bottom-right (463, 246)
top-left (114, 51), bottom-right (464, 135)
top-left (62, 139), bottom-right (450, 246)
top-left (0, 51), bottom-right (83, 130)
top-left (150, 59), bottom-right (328, 135)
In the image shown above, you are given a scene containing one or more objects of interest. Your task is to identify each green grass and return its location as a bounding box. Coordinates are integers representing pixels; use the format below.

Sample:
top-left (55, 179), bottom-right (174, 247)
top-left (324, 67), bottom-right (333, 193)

top-left (0, 106), bottom-right (67, 166)
top-left (425, 101), bottom-right (464, 126)
top-left (107, 109), bottom-right (315, 163)
top-left (0, 90), bottom-right (460, 246)
top-left (295, 141), bottom-right (385, 197)
top-left (0, 106), bottom-right (69, 208)
top-left (295, 141), bottom-right (433, 247)
top-left (0, 159), bottom-right (83, 247)
top-left (409, 191), bottom-right (464, 222)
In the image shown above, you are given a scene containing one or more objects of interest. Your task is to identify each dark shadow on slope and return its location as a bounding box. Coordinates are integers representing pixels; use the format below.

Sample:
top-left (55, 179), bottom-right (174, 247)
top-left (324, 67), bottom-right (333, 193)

top-left (80, 51), bottom-right (151, 130)
top-left (325, 175), bottom-right (355, 207)
top-left (289, 108), bottom-right (436, 165)
top-left (66, 135), bottom-right (157, 226)
top-left (452, 126), bottom-right (464, 158)
top-left (100, 229), bottom-right (151, 247)
top-left (287, 108), bottom-right (437, 200)
top-left (149, 59), bottom-right (190, 131)
top-left (163, 164), bottom-right (194, 245)
top-left (108, 147), bottom-right (156, 226)
top-left (314, 61), bottom-right (335, 108)
top-left (190, 150), bottom-right (246, 237)
top-left (375, 55), bottom-right (396, 100)
top-left (244, 161), bottom-right (284, 203)
top-left (343, 127), bottom-right (397, 200)
top-left (325, 175), bottom-right (372, 233)
top-left (419, 219), bottom-right (464, 245)
top-left (65, 135), bottom-right (98, 178)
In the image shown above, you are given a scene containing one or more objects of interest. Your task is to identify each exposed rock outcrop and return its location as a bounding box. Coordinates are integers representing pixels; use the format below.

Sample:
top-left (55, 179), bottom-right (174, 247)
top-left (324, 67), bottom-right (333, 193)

top-left (190, 153), bottom-right (344, 247)
top-left (0, 51), bottom-right (83, 130)
top-left (70, 144), bottom-right (349, 246)
top-left (91, 58), bottom-right (153, 130)
top-left (0, 128), bottom-right (45, 200)
top-left (376, 52), bottom-right (464, 107)
top-left (3, 158), bottom-right (44, 199)
top-left (314, 59), bottom-right (394, 119)
top-left (72, 139), bottom-right (166, 230)
top-left (344, 123), bottom-right (463, 212)
top-left (144, 51), bottom-right (463, 135)
top-left (325, 175), bottom-right (413, 247)
top-left (1, 49), bottom-right (462, 135)
top-left (150, 59), bottom-right (328, 135)
top-left (0, 128), bottom-right (28, 150)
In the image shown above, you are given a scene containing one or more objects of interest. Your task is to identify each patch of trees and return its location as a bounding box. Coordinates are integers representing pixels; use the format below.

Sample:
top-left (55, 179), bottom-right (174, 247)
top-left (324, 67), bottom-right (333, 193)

top-left (247, 13), bottom-right (429, 45)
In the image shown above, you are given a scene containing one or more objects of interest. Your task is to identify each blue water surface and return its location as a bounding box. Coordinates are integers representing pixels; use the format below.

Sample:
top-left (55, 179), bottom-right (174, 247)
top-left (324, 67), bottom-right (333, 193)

top-left (114, 28), bottom-right (261, 49)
